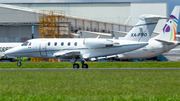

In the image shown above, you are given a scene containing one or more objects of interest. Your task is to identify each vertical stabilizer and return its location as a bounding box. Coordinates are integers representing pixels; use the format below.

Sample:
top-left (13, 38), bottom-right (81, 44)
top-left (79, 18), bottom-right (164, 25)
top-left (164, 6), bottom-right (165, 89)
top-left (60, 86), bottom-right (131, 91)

top-left (124, 14), bottom-right (167, 42)
top-left (154, 6), bottom-right (180, 41)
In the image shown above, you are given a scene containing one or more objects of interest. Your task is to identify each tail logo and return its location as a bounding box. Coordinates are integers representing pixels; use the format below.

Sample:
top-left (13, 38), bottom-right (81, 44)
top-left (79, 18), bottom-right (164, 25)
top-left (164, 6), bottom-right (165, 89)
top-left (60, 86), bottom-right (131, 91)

top-left (163, 15), bottom-right (178, 41)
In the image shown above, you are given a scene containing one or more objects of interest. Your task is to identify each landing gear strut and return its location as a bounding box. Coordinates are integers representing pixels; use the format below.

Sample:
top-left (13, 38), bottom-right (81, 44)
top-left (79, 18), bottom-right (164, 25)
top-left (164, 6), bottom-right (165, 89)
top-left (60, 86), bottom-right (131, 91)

top-left (17, 57), bottom-right (22, 67)
top-left (81, 61), bottom-right (88, 69)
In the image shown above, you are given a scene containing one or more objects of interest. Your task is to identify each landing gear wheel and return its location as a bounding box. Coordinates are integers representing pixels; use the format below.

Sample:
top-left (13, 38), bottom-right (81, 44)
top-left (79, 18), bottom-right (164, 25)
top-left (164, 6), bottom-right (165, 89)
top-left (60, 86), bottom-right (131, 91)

top-left (73, 64), bottom-right (79, 69)
top-left (82, 64), bottom-right (88, 69)
top-left (17, 62), bottom-right (22, 67)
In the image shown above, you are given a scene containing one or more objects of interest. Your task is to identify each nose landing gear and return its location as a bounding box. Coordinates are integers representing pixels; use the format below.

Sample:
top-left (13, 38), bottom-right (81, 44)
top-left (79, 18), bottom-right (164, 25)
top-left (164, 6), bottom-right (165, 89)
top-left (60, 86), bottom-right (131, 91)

top-left (17, 62), bottom-right (22, 67)
top-left (17, 57), bottom-right (22, 67)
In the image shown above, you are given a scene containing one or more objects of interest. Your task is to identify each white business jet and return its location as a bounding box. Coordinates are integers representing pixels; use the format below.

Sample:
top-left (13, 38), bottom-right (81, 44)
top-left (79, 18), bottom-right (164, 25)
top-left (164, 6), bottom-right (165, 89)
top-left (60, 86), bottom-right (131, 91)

top-left (5, 14), bottom-right (168, 68)
top-left (110, 6), bottom-right (180, 60)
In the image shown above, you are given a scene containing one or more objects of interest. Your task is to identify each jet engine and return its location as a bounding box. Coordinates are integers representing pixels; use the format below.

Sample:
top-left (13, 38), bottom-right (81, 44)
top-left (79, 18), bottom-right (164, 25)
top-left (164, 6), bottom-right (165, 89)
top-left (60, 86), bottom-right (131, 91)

top-left (84, 38), bottom-right (114, 48)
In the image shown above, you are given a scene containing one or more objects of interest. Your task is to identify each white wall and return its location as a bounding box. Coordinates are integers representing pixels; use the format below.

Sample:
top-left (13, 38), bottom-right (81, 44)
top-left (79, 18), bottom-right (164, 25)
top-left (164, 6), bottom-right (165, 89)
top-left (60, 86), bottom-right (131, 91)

top-left (6, 2), bottom-right (167, 32)
top-left (0, 25), bottom-right (39, 42)
top-left (9, 3), bottom-right (131, 25)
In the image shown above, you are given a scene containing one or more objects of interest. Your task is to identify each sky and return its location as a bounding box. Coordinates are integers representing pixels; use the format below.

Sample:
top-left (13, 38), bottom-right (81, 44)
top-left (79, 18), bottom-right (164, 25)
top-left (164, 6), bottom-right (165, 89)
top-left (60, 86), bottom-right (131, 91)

top-left (0, 0), bottom-right (180, 31)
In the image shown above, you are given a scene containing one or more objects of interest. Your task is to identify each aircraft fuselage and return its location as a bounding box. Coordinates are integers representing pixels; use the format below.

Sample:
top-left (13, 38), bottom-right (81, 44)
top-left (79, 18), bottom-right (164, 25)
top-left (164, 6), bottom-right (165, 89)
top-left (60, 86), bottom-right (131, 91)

top-left (5, 38), bottom-right (148, 60)
top-left (117, 39), bottom-right (179, 59)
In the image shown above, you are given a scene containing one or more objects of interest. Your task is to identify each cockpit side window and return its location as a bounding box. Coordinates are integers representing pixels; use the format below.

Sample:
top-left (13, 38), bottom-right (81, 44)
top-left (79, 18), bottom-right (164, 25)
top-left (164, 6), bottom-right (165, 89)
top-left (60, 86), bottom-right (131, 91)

top-left (21, 41), bottom-right (29, 46)
top-left (29, 42), bottom-right (31, 46)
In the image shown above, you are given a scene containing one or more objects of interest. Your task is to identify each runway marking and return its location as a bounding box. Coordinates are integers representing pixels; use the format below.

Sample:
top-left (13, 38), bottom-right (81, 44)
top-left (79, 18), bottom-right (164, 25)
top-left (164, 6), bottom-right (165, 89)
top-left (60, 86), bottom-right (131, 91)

top-left (0, 68), bottom-right (180, 71)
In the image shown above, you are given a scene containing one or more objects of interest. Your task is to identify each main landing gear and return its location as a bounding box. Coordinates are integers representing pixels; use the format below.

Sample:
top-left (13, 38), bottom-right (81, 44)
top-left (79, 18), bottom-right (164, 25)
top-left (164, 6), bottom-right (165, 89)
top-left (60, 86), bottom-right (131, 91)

top-left (81, 60), bottom-right (88, 69)
top-left (73, 64), bottom-right (79, 69)
top-left (73, 63), bottom-right (88, 69)
top-left (17, 57), bottom-right (22, 67)
top-left (71, 59), bottom-right (88, 69)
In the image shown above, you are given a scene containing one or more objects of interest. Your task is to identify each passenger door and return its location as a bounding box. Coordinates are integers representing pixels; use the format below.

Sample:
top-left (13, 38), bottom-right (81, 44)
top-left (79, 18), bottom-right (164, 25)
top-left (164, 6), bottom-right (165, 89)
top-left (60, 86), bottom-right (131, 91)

top-left (40, 41), bottom-right (47, 56)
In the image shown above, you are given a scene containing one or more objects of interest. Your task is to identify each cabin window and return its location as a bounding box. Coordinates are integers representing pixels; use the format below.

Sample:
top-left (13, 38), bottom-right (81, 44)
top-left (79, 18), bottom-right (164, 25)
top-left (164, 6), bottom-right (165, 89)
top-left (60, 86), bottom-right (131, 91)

top-left (68, 42), bottom-right (71, 46)
top-left (48, 42), bottom-right (51, 46)
top-left (54, 42), bottom-right (57, 46)
top-left (74, 42), bottom-right (77, 46)
top-left (61, 42), bottom-right (64, 46)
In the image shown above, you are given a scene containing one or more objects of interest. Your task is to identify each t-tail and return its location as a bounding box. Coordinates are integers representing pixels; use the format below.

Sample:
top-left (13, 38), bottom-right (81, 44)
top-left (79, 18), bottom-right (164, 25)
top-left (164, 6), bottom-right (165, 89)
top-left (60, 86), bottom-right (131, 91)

top-left (124, 14), bottom-right (171, 42)
top-left (154, 6), bottom-right (180, 41)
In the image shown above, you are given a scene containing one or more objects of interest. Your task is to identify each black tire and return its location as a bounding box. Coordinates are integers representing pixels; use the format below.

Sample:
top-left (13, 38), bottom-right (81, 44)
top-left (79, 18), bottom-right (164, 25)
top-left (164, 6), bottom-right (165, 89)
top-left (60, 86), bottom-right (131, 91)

top-left (82, 64), bottom-right (88, 69)
top-left (73, 64), bottom-right (79, 69)
top-left (17, 62), bottom-right (22, 67)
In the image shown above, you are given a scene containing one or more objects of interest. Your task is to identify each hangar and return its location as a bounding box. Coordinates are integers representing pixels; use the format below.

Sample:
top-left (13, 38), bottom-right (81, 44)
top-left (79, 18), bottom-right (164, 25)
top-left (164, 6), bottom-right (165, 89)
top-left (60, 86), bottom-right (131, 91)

top-left (0, 2), bottom-right (167, 42)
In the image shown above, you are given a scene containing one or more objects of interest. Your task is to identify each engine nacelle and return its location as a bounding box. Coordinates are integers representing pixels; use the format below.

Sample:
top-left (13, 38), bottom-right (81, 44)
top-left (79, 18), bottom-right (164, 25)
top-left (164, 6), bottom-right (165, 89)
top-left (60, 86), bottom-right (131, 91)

top-left (84, 38), bottom-right (113, 48)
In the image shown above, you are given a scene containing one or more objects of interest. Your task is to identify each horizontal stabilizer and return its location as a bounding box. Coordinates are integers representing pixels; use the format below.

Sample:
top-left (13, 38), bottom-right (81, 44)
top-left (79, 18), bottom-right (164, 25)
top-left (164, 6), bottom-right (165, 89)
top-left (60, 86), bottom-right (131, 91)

top-left (145, 16), bottom-right (175, 20)
top-left (113, 31), bottom-right (160, 35)
top-left (155, 39), bottom-right (176, 45)
top-left (176, 35), bottom-right (180, 38)
top-left (79, 31), bottom-right (111, 36)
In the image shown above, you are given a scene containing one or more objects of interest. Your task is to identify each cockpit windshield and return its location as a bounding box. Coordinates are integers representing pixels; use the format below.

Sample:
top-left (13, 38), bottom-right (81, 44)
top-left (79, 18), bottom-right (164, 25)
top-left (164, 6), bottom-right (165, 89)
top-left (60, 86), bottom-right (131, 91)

top-left (21, 41), bottom-right (29, 46)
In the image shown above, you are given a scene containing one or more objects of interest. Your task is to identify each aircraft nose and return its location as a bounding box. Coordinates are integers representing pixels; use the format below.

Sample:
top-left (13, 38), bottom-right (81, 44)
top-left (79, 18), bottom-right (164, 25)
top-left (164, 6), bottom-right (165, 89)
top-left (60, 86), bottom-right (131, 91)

top-left (4, 49), bottom-right (15, 56)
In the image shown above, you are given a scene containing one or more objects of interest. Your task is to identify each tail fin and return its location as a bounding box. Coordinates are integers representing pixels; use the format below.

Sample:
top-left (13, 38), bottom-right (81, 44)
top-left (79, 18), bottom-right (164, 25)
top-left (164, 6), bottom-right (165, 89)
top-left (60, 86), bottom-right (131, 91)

top-left (154, 6), bottom-right (180, 41)
top-left (124, 14), bottom-right (168, 42)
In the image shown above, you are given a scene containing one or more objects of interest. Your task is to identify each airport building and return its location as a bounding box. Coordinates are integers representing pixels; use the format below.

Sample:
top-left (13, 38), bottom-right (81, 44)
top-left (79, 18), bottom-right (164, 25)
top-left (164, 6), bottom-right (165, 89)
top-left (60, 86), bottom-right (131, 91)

top-left (0, 1), bottom-right (179, 61)
top-left (0, 2), bottom-right (167, 42)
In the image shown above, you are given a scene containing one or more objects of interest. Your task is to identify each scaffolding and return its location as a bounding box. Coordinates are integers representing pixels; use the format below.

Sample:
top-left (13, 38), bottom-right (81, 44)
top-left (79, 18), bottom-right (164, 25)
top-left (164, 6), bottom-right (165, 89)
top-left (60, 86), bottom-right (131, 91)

top-left (31, 10), bottom-right (73, 62)
top-left (39, 10), bottom-right (73, 38)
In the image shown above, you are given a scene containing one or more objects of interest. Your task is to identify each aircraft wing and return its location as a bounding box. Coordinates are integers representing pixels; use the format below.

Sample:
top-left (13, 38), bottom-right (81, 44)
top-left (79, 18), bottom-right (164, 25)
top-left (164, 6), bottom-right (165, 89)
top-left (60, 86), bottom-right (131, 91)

top-left (155, 39), bottom-right (176, 45)
top-left (53, 50), bottom-right (81, 59)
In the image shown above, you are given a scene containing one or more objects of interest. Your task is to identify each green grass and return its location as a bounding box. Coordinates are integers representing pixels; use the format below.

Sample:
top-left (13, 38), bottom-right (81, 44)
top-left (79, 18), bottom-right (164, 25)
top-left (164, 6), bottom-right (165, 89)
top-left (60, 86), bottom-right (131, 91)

top-left (1, 70), bottom-right (180, 100)
top-left (0, 62), bottom-right (180, 69)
